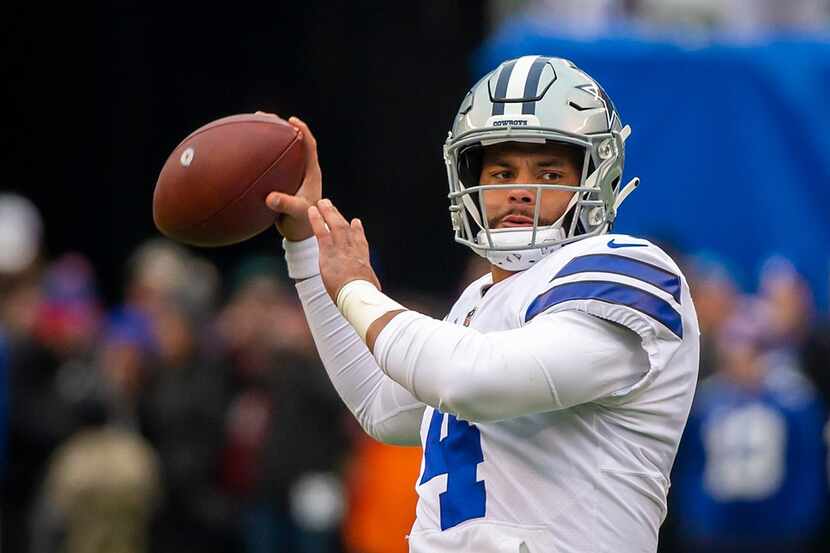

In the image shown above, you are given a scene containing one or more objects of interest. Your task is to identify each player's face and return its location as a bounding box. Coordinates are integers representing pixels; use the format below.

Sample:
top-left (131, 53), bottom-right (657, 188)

top-left (479, 142), bottom-right (582, 229)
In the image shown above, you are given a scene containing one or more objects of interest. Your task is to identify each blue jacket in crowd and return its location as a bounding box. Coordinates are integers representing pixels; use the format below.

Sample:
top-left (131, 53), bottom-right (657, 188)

top-left (672, 360), bottom-right (827, 549)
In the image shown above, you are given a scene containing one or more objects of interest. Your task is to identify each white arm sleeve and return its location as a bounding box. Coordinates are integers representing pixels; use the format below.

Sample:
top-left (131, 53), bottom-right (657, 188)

top-left (288, 239), bottom-right (425, 445)
top-left (373, 309), bottom-right (650, 422)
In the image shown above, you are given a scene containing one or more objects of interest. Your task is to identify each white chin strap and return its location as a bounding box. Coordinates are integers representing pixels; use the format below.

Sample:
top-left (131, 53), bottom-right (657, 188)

top-left (475, 226), bottom-right (566, 271)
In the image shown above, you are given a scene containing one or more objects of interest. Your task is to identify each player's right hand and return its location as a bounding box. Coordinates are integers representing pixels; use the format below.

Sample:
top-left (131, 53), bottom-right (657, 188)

top-left (265, 116), bottom-right (321, 242)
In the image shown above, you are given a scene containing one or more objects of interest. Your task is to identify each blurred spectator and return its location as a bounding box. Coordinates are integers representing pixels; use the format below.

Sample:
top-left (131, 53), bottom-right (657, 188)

top-left (3, 254), bottom-right (104, 553)
top-left (124, 239), bottom-right (219, 334)
top-left (34, 254), bottom-right (103, 359)
top-left (671, 306), bottom-right (827, 553)
top-left (93, 240), bottom-right (235, 552)
top-left (0, 193), bottom-right (42, 278)
top-left (757, 257), bottom-right (814, 353)
top-left (0, 193), bottom-right (44, 344)
top-left (39, 425), bottom-right (161, 553)
top-left (217, 257), bottom-right (348, 553)
top-left (686, 254), bottom-right (740, 379)
top-left (0, 272), bottom-right (42, 343)
top-left (24, 303), bottom-right (160, 553)
top-left (98, 308), bottom-right (157, 429)
top-left (140, 295), bottom-right (235, 553)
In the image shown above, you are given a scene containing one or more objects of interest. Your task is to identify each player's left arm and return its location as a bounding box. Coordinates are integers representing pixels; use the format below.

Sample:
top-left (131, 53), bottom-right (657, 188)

top-left (309, 199), bottom-right (650, 422)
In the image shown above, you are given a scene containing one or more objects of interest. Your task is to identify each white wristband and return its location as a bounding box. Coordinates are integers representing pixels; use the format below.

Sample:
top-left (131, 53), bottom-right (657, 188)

top-left (335, 280), bottom-right (406, 342)
top-left (282, 236), bottom-right (320, 279)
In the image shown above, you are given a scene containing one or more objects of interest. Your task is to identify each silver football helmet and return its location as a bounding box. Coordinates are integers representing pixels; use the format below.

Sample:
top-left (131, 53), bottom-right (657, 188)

top-left (444, 55), bottom-right (639, 271)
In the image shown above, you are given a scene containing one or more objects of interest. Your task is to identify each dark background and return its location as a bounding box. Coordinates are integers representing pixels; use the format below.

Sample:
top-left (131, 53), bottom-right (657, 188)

top-left (5, 4), bottom-right (830, 553)
top-left (4, 2), bottom-right (486, 303)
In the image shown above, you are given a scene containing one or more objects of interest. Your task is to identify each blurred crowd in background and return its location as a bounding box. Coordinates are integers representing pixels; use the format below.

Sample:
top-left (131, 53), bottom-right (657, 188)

top-left (2, 182), bottom-right (830, 553)
top-left (0, 192), bottom-right (428, 553)
top-left (3, 1), bottom-right (830, 553)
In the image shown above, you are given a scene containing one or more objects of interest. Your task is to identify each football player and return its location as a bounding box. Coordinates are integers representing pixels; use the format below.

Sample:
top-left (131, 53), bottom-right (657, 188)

top-left (266, 56), bottom-right (699, 553)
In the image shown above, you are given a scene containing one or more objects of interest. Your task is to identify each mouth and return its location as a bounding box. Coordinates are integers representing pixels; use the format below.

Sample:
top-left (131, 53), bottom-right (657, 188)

top-left (498, 214), bottom-right (535, 228)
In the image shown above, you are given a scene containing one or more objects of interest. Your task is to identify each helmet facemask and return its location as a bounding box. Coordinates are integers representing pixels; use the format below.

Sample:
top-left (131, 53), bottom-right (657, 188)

top-left (445, 127), bottom-right (635, 271)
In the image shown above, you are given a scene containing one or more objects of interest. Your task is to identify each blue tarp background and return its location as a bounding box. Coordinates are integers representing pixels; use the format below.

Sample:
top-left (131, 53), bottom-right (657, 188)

top-left (476, 24), bottom-right (830, 307)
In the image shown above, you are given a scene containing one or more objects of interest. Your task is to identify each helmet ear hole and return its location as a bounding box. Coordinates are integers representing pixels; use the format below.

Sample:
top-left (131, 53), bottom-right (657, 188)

top-left (458, 146), bottom-right (483, 187)
top-left (561, 203), bottom-right (584, 238)
top-left (549, 141), bottom-right (586, 177)
top-left (585, 158), bottom-right (596, 178)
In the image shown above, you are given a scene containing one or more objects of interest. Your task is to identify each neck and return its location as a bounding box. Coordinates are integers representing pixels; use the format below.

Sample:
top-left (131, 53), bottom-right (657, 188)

top-left (490, 264), bottom-right (518, 284)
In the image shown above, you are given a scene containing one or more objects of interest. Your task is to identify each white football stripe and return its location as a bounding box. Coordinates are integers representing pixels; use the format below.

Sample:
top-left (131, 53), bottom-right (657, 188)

top-left (504, 55), bottom-right (538, 115)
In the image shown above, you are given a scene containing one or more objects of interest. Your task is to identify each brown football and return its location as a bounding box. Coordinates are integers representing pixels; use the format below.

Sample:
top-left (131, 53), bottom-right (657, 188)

top-left (153, 113), bottom-right (305, 247)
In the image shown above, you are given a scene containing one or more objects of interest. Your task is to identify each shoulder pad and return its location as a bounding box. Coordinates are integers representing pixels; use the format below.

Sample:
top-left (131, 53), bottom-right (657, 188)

top-left (524, 234), bottom-right (686, 340)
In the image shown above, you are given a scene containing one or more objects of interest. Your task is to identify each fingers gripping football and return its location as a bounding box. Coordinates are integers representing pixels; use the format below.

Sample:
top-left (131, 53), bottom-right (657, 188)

top-left (288, 116), bottom-right (322, 199)
top-left (265, 115), bottom-right (322, 241)
top-left (309, 199), bottom-right (381, 300)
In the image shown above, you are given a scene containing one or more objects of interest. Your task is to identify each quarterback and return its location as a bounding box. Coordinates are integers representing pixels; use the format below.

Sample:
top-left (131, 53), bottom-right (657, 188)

top-left (266, 56), bottom-right (699, 553)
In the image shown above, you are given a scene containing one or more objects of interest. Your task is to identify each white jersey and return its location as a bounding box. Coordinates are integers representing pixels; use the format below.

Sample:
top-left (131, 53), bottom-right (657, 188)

top-left (406, 234), bottom-right (699, 553)
top-left (286, 232), bottom-right (699, 553)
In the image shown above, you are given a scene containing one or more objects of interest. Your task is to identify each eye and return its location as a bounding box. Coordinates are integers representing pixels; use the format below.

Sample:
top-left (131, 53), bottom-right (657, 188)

top-left (541, 171), bottom-right (563, 181)
top-left (490, 170), bottom-right (513, 180)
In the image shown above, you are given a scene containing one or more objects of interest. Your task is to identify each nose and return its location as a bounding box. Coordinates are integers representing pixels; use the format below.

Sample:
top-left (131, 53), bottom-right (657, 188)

top-left (508, 187), bottom-right (534, 204)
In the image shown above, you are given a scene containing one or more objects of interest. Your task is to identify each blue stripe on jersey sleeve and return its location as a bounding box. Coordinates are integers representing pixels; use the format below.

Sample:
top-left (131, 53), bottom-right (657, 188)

top-left (525, 280), bottom-right (684, 338)
top-left (555, 254), bottom-right (681, 303)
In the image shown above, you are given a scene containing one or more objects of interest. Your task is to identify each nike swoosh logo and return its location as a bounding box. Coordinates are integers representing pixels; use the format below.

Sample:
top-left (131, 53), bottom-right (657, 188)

top-left (607, 238), bottom-right (647, 249)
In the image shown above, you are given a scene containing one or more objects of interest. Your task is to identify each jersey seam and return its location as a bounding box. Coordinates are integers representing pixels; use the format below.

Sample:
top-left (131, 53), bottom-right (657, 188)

top-left (597, 467), bottom-right (667, 480)
top-left (371, 402), bottom-right (426, 425)
top-left (528, 352), bottom-right (562, 408)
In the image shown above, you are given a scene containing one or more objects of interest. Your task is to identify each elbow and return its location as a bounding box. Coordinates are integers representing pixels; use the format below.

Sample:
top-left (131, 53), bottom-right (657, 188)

top-left (437, 367), bottom-right (503, 423)
top-left (363, 424), bottom-right (417, 446)
top-left (356, 415), bottom-right (394, 445)
top-left (440, 392), bottom-right (496, 423)
top-left (356, 409), bottom-right (423, 446)
top-left (360, 418), bottom-right (397, 444)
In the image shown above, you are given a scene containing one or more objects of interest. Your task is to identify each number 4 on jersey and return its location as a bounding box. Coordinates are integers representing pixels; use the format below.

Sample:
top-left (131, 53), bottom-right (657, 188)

top-left (420, 409), bottom-right (486, 530)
